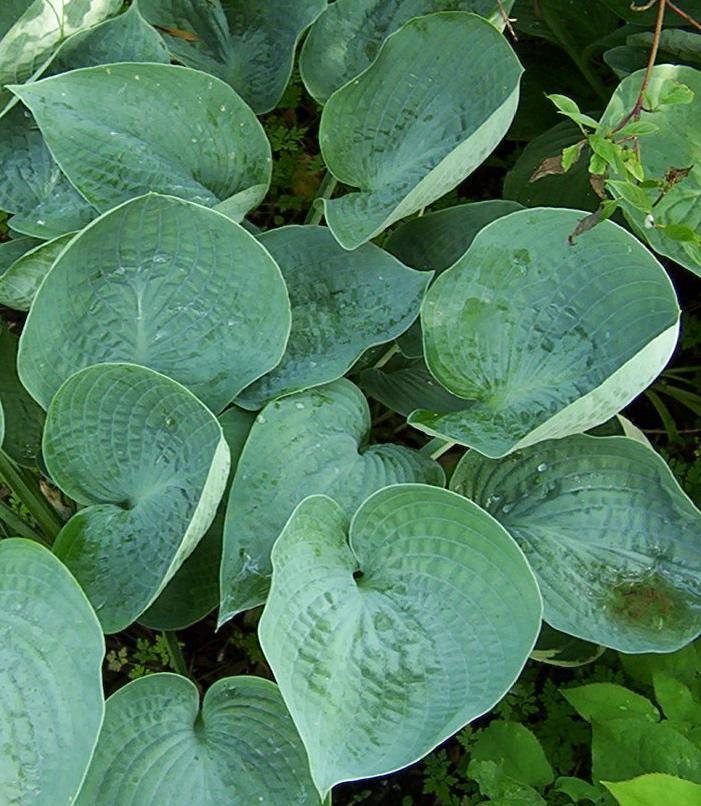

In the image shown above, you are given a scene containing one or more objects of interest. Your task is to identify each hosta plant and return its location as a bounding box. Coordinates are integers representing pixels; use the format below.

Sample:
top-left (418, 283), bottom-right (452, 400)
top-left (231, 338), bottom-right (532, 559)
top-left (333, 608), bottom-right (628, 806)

top-left (0, 0), bottom-right (700, 803)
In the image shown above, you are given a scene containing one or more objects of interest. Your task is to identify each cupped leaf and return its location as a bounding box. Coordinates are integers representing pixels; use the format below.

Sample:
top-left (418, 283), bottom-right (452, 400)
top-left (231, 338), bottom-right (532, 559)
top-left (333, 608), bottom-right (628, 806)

top-left (76, 673), bottom-right (319, 805)
top-left (603, 774), bottom-right (701, 806)
top-left (237, 225), bottom-right (430, 409)
top-left (384, 200), bottom-right (522, 357)
top-left (219, 379), bottom-right (444, 622)
top-left (0, 0), bottom-right (121, 102)
top-left (140, 0), bottom-right (325, 114)
top-left (10, 62), bottom-right (272, 220)
top-left (0, 103), bottom-right (97, 239)
top-left (598, 65), bottom-right (701, 276)
top-left (0, 539), bottom-right (104, 804)
top-left (140, 406), bottom-right (255, 630)
top-left (45, 363), bottom-right (231, 633)
top-left (318, 12), bottom-right (522, 249)
top-left (259, 484), bottom-right (543, 795)
top-left (18, 194), bottom-right (290, 412)
top-left (414, 207), bottom-right (679, 457)
top-left (0, 325), bottom-right (44, 466)
top-left (300, 0), bottom-right (515, 103)
top-left (0, 232), bottom-right (73, 311)
top-left (451, 434), bottom-right (701, 652)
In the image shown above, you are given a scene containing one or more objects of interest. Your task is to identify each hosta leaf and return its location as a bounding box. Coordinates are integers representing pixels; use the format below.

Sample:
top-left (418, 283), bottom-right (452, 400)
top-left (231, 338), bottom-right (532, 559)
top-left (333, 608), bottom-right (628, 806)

top-left (359, 354), bottom-right (464, 417)
top-left (0, 539), bottom-right (104, 804)
top-left (0, 0), bottom-right (121, 103)
top-left (42, 2), bottom-right (169, 76)
top-left (603, 773), bottom-right (701, 806)
top-left (317, 12), bottom-right (522, 249)
top-left (598, 66), bottom-right (701, 276)
top-left (258, 484), bottom-right (543, 795)
top-left (139, 0), bottom-right (325, 114)
top-left (300, 0), bottom-right (515, 103)
top-left (18, 194), bottom-right (290, 412)
top-left (237, 225), bottom-right (430, 409)
top-left (531, 625), bottom-right (605, 668)
top-left (451, 435), bottom-right (701, 652)
top-left (76, 674), bottom-right (319, 805)
top-left (140, 407), bottom-right (255, 631)
top-left (601, 0), bottom-right (701, 25)
top-left (0, 232), bottom-right (73, 311)
top-left (45, 363), bottom-right (231, 633)
top-left (0, 326), bottom-right (44, 466)
top-left (414, 208), bottom-right (679, 457)
top-left (219, 379), bottom-right (444, 622)
top-left (384, 200), bottom-right (523, 357)
top-left (0, 103), bottom-right (97, 239)
top-left (0, 236), bottom-right (40, 272)
top-left (11, 63), bottom-right (272, 220)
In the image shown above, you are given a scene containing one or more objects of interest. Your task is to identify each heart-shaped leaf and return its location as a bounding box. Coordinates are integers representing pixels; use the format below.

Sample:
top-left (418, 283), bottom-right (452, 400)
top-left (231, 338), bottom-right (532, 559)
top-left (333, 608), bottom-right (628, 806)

top-left (259, 484), bottom-right (542, 795)
top-left (18, 193), bottom-right (290, 412)
top-left (0, 539), bottom-right (104, 804)
top-left (140, 0), bottom-right (326, 114)
top-left (45, 363), bottom-right (231, 633)
top-left (11, 63), bottom-right (272, 221)
top-left (0, 232), bottom-right (73, 311)
top-left (0, 325), bottom-right (43, 466)
top-left (414, 207), bottom-right (679, 457)
top-left (219, 379), bottom-right (444, 622)
top-left (237, 225), bottom-right (430, 409)
top-left (598, 65), bottom-right (701, 276)
top-left (140, 406), bottom-right (255, 630)
top-left (317, 12), bottom-right (522, 248)
top-left (0, 0), bottom-right (121, 102)
top-left (451, 434), bottom-right (701, 651)
top-left (0, 103), bottom-right (97, 239)
top-left (75, 673), bottom-right (319, 805)
top-left (300, 0), bottom-right (515, 103)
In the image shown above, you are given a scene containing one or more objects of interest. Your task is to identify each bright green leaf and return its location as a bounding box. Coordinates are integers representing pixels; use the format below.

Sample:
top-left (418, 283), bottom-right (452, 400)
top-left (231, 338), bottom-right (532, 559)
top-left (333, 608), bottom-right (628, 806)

top-left (603, 773), bottom-right (701, 805)
top-left (471, 721), bottom-right (554, 788)
top-left (259, 484), bottom-right (543, 795)
top-left (562, 683), bottom-right (660, 724)
top-left (605, 180), bottom-right (652, 213)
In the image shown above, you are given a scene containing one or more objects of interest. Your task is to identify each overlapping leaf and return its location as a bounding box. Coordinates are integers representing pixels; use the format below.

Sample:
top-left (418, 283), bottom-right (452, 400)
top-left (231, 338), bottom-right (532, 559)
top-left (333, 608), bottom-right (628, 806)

top-left (45, 363), bottom-right (231, 633)
top-left (219, 379), bottom-right (444, 622)
top-left (317, 12), bottom-right (522, 248)
top-left (11, 63), bottom-right (272, 220)
top-left (598, 65), bottom-right (701, 276)
top-left (259, 484), bottom-right (542, 795)
top-left (451, 434), bottom-right (701, 651)
top-left (141, 407), bottom-right (255, 631)
top-left (300, 0), bottom-right (515, 103)
top-left (237, 225), bottom-right (430, 409)
top-left (0, 539), bottom-right (104, 804)
top-left (414, 207), bottom-right (680, 457)
top-left (18, 194), bottom-right (290, 412)
top-left (76, 674), bottom-right (319, 805)
top-left (0, 232), bottom-right (73, 311)
top-left (0, 0), bottom-right (121, 105)
top-left (140, 0), bottom-right (326, 113)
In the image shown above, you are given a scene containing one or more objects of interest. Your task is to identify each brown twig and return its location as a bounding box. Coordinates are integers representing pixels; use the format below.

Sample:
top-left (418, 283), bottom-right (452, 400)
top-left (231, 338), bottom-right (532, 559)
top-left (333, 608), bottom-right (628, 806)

top-left (666, 0), bottom-right (701, 29)
top-left (496, 0), bottom-right (517, 39)
top-left (611, 0), bottom-right (667, 135)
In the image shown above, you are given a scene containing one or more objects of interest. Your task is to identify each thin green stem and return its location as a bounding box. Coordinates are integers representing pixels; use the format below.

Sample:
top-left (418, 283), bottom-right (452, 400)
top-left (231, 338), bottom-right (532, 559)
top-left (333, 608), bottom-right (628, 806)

top-left (304, 170), bottom-right (338, 226)
top-left (0, 451), bottom-right (62, 540)
top-left (419, 437), bottom-right (455, 460)
top-left (372, 343), bottom-right (400, 369)
top-left (0, 500), bottom-right (50, 546)
top-left (163, 631), bottom-right (189, 677)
